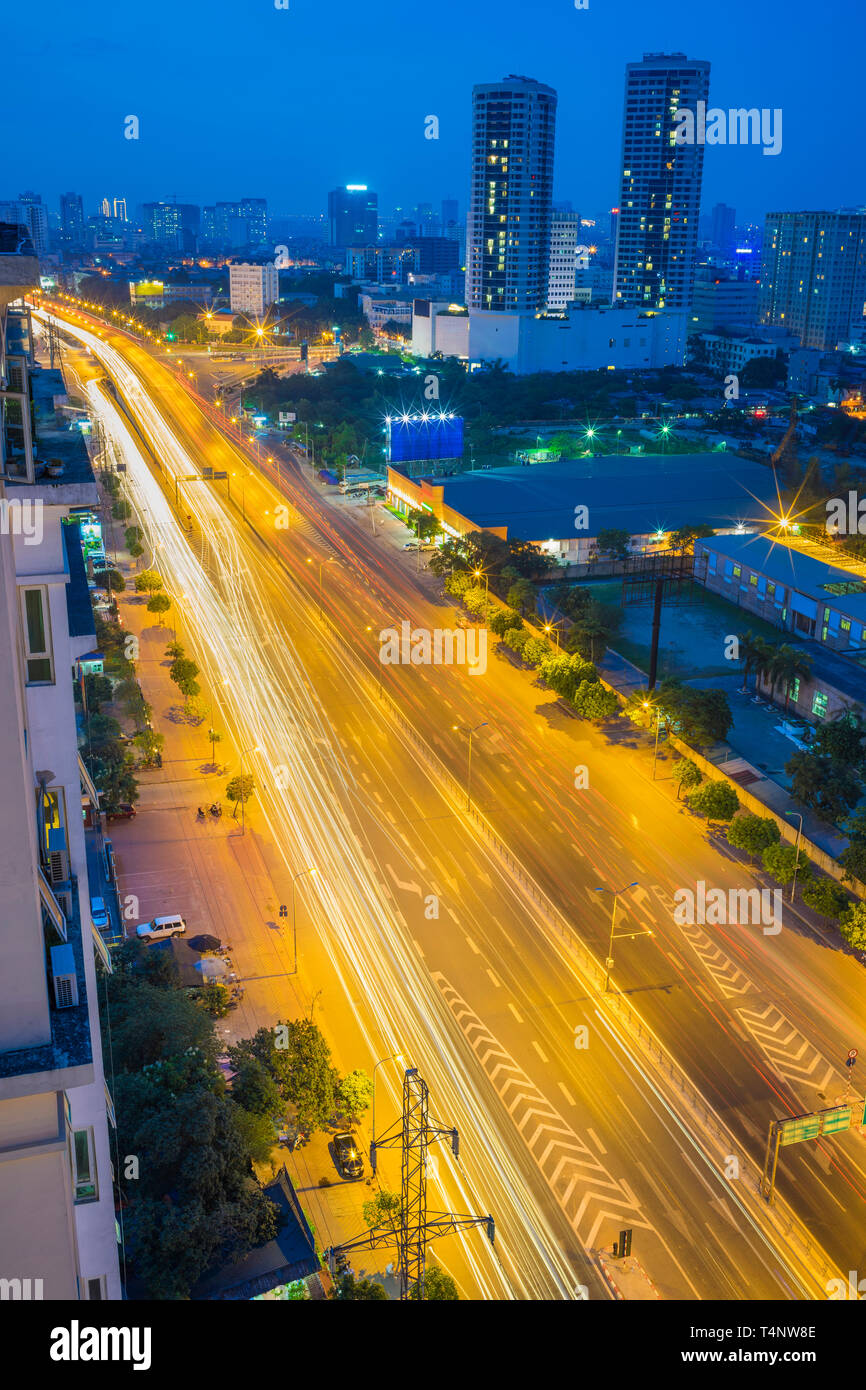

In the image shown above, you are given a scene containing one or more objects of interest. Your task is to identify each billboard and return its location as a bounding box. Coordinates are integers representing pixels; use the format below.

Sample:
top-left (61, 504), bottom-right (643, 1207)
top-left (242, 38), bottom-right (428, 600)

top-left (386, 412), bottom-right (464, 464)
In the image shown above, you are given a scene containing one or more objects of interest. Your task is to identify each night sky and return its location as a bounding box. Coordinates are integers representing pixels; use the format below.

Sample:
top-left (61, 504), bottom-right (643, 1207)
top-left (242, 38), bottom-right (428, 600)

top-left (9, 0), bottom-right (862, 224)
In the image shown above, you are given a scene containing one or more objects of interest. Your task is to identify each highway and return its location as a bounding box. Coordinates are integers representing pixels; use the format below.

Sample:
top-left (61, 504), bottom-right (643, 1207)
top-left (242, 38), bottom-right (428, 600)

top-left (39, 302), bottom-right (864, 1299)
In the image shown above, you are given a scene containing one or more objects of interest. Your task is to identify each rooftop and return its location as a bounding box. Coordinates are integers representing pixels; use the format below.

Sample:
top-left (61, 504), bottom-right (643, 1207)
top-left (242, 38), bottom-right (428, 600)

top-left (401, 453), bottom-right (779, 542)
top-left (696, 533), bottom-right (866, 622)
top-left (63, 521), bottom-right (96, 640)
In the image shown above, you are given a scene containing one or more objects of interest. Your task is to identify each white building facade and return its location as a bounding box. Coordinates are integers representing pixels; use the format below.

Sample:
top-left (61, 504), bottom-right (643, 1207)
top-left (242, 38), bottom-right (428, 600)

top-left (228, 261), bottom-right (279, 316)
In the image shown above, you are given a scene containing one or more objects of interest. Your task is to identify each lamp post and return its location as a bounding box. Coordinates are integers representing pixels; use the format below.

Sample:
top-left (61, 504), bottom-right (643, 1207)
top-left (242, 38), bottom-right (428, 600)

top-left (642, 700), bottom-right (663, 780)
top-left (785, 811), bottom-right (804, 903)
top-left (371, 1052), bottom-right (403, 1145)
top-left (290, 867), bottom-right (317, 974)
top-left (595, 881), bottom-right (647, 992)
top-left (306, 555), bottom-right (337, 618)
top-left (236, 744), bottom-right (261, 837)
top-left (454, 721), bottom-right (489, 811)
top-left (472, 568), bottom-right (489, 599)
top-left (544, 622), bottom-right (561, 650)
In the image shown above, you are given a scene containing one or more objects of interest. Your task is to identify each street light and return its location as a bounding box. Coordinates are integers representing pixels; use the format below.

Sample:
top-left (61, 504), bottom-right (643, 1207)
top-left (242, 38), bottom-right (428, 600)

top-left (543, 622), bottom-right (561, 650)
top-left (785, 810), bottom-right (804, 903)
top-left (289, 867), bottom-right (317, 974)
top-left (642, 700), bottom-right (664, 780)
top-left (595, 881), bottom-right (648, 992)
top-left (236, 744), bottom-right (262, 837)
top-left (453, 721), bottom-right (489, 811)
top-left (306, 554), bottom-right (337, 618)
top-left (472, 567), bottom-right (489, 598)
top-left (371, 1052), bottom-right (404, 1144)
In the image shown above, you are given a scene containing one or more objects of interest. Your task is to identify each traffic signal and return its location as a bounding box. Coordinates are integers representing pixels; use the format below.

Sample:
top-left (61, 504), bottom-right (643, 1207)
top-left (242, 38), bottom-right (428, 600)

top-left (618, 1228), bottom-right (633, 1259)
top-left (300, 340), bottom-right (308, 363)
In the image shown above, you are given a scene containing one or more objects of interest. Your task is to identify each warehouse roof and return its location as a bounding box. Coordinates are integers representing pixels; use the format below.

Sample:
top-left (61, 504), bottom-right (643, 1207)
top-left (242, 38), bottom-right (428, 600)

top-left (696, 533), bottom-right (866, 622)
top-left (409, 453), bottom-right (779, 541)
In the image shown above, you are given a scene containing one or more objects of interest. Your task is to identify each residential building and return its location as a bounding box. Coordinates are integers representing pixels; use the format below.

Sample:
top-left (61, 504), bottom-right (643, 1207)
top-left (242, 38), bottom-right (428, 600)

top-left (0, 193), bottom-right (49, 258)
top-left (689, 277), bottom-right (758, 334)
top-left (465, 76), bottom-right (557, 313)
top-left (710, 202), bottom-right (736, 258)
top-left (0, 233), bottom-right (121, 1298)
top-left (409, 236), bottom-right (460, 275)
top-left (112, 198), bottom-right (127, 223)
top-left (387, 451), bottom-right (776, 564)
top-left (360, 293), bottom-right (413, 330)
top-left (239, 197), bottom-right (268, 245)
top-left (787, 347), bottom-right (866, 406)
top-left (328, 186), bottom-right (378, 249)
top-left (547, 211), bottom-right (582, 310)
top-left (758, 210), bottom-right (866, 350)
top-left (697, 328), bottom-right (798, 375)
top-left (345, 245), bottom-right (418, 285)
top-left (228, 261), bottom-right (279, 316)
top-left (613, 53), bottom-right (711, 310)
top-left (59, 193), bottom-right (85, 249)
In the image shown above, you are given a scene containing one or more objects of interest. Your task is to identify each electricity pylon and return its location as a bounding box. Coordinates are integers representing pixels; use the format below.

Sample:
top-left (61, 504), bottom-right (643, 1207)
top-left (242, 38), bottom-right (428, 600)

top-left (329, 1067), bottom-right (494, 1300)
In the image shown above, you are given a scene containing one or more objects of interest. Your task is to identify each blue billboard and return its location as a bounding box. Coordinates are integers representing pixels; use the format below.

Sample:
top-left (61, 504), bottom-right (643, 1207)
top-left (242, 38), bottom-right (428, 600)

top-left (386, 412), bottom-right (464, 464)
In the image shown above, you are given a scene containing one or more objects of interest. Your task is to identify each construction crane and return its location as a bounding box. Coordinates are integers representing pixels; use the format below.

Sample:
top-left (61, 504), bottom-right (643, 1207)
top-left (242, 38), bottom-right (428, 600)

top-left (328, 1067), bottom-right (494, 1300)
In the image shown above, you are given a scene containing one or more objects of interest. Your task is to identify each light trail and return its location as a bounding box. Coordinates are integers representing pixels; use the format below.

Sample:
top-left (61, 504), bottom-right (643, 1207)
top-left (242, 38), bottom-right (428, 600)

top-left (54, 315), bottom-right (580, 1300)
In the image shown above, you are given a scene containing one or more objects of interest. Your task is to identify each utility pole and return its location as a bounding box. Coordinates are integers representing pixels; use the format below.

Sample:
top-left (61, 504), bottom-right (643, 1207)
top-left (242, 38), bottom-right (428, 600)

top-left (328, 1067), bottom-right (494, 1300)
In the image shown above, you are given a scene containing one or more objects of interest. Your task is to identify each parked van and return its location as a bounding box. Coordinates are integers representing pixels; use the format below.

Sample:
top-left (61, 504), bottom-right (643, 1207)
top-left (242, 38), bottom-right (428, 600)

top-left (136, 913), bottom-right (186, 942)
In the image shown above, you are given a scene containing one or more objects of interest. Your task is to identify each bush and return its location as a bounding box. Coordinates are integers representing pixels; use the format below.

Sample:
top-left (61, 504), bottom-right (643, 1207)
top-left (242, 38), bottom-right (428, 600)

top-left (761, 842), bottom-right (813, 887)
top-left (726, 814), bottom-right (781, 861)
top-left (800, 877), bottom-right (849, 919)
top-left (539, 653), bottom-right (596, 700)
top-left (444, 572), bottom-right (473, 598)
top-left (199, 981), bottom-right (230, 1017)
top-left (522, 637), bottom-right (553, 666)
top-left (572, 679), bottom-right (619, 721)
top-left (462, 586), bottom-right (492, 618)
top-left (839, 901), bottom-right (866, 949)
top-left (504, 627), bottom-right (531, 658)
top-left (488, 607), bottom-right (524, 638)
top-left (688, 780), bottom-right (739, 823)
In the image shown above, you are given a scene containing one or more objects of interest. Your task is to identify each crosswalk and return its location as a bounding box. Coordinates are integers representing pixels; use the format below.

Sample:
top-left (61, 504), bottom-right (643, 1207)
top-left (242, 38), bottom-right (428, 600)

top-left (736, 1001), bottom-right (840, 1096)
top-left (433, 972), bottom-right (652, 1251)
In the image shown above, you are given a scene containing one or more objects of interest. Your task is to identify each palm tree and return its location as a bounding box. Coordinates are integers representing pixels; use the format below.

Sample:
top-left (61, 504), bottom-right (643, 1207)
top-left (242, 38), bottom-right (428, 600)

top-left (738, 630), bottom-right (765, 693)
top-left (767, 645), bottom-right (813, 714)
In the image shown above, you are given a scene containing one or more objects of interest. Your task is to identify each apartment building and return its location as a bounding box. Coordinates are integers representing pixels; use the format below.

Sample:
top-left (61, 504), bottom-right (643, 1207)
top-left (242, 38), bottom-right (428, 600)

top-left (0, 229), bottom-right (121, 1299)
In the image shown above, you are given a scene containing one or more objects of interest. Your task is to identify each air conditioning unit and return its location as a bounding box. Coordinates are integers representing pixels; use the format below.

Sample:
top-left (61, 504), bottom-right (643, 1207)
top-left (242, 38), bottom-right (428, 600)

top-left (49, 944), bottom-right (79, 1008)
top-left (47, 828), bottom-right (70, 885)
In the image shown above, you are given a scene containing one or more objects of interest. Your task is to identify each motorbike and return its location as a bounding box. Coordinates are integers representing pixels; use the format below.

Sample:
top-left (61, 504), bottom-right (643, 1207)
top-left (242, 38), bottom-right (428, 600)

top-left (210, 802), bottom-right (222, 819)
top-left (196, 806), bottom-right (206, 821)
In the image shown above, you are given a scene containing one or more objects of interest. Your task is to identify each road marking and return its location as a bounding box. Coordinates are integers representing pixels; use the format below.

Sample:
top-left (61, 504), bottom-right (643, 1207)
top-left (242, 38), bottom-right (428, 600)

top-left (486, 969), bottom-right (502, 988)
top-left (532, 1041), bottom-right (549, 1063)
top-left (508, 1002), bottom-right (523, 1024)
top-left (465, 936), bottom-right (480, 954)
top-left (586, 1127), bottom-right (607, 1154)
top-left (412, 938), bottom-right (425, 957)
top-left (558, 1082), bottom-right (576, 1107)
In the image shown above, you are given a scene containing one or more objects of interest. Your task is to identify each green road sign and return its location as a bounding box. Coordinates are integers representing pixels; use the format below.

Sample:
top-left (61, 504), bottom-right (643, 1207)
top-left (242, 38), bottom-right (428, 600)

top-left (779, 1105), bottom-right (853, 1147)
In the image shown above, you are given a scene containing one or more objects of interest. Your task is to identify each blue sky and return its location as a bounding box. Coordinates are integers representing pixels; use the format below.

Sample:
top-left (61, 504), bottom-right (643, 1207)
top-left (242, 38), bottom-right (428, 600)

top-left (8, 0), bottom-right (862, 225)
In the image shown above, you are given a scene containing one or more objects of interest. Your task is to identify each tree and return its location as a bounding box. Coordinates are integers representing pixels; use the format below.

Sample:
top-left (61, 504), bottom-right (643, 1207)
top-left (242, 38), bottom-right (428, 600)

top-left (226, 772), bottom-right (255, 817)
top-left (800, 877), bottom-right (849, 919)
top-left (839, 840), bottom-right (866, 886)
top-left (522, 637), bottom-right (553, 666)
top-left (95, 568), bottom-right (125, 592)
top-left (80, 671), bottom-right (113, 712)
top-left (147, 593), bottom-right (172, 625)
top-left (169, 656), bottom-right (201, 700)
top-left (232, 1058), bottom-right (282, 1117)
top-left (409, 1266), bottom-right (460, 1300)
top-left (786, 751), bottom-right (860, 823)
top-left (540, 652), bottom-right (596, 700)
top-left (504, 627), bottom-right (531, 659)
top-left (839, 901), bottom-right (866, 950)
top-left (671, 758), bottom-right (702, 800)
top-left (333, 1272), bottom-right (388, 1301)
top-left (228, 1020), bottom-right (340, 1132)
top-left (112, 498), bottom-right (132, 522)
top-left (488, 607), bottom-right (524, 638)
top-left (726, 813), bottom-right (781, 861)
top-left (232, 1107), bottom-right (277, 1166)
top-left (165, 640), bottom-right (185, 660)
top-left (134, 728), bottom-right (164, 762)
top-left (737, 631), bottom-right (773, 694)
top-left (595, 528), bottom-right (630, 560)
top-left (811, 715), bottom-right (866, 771)
top-left (767, 645), bottom-right (813, 713)
top-left (687, 780), bottom-right (739, 823)
top-left (135, 569), bottom-right (164, 595)
top-left (761, 842), bottom-right (812, 887)
top-left (337, 1069), bottom-right (374, 1123)
top-left (507, 579), bottom-right (537, 615)
top-left (362, 1190), bottom-right (402, 1235)
top-left (200, 981), bottom-right (230, 1017)
top-left (656, 681), bottom-right (732, 746)
top-left (208, 728), bottom-right (222, 764)
top-left (572, 679), bottom-right (620, 721)
top-left (668, 524), bottom-right (715, 552)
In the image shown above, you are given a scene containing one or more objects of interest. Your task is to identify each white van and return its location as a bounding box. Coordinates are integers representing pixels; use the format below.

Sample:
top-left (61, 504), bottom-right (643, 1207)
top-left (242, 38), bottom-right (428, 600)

top-left (136, 913), bottom-right (186, 942)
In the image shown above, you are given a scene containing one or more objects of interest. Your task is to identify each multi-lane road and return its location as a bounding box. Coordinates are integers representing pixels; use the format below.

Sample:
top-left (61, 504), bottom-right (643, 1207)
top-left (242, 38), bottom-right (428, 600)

top-left (40, 302), bottom-right (866, 1300)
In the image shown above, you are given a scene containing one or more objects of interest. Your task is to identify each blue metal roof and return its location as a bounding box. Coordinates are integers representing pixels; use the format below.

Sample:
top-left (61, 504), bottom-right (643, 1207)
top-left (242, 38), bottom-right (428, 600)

top-left (696, 533), bottom-right (866, 623)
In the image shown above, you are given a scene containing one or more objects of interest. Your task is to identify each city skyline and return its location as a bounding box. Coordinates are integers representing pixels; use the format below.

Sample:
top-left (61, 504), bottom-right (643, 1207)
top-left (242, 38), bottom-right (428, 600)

top-left (8, 0), bottom-right (862, 222)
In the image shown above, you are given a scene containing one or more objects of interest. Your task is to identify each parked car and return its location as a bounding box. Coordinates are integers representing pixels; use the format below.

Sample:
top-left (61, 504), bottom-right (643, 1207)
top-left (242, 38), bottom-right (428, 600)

top-left (333, 1131), bottom-right (364, 1179)
top-left (90, 896), bottom-right (110, 931)
top-left (402, 540), bottom-right (420, 550)
top-left (106, 802), bottom-right (136, 819)
top-left (136, 913), bottom-right (186, 943)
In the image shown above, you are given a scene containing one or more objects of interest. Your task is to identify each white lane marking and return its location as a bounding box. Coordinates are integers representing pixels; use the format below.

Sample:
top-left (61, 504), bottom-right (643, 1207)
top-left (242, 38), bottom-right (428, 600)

top-left (465, 936), bottom-right (480, 955)
top-left (487, 969), bottom-right (502, 988)
top-left (532, 1041), bottom-right (549, 1064)
top-left (558, 1082), bottom-right (576, 1107)
top-left (508, 1002), bottom-right (523, 1024)
top-left (587, 1127), bottom-right (607, 1155)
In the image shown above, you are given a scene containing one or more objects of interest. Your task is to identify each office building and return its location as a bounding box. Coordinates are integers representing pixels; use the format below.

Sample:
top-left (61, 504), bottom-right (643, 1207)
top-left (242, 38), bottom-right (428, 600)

top-left (689, 277), bottom-right (758, 333)
top-left (466, 75), bottom-right (557, 313)
top-left (547, 211), bottom-right (582, 309)
top-left (240, 198), bottom-right (268, 244)
top-left (758, 210), bottom-right (866, 350)
top-left (143, 201), bottom-right (200, 252)
top-left (228, 261), bottom-right (279, 315)
top-left (0, 233), bottom-right (121, 1297)
top-left (410, 237), bottom-right (460, 275)
top-left (710, 202), bottom-right (736, 257)
top-left (345, 245), bottom-right (419, 284)
top-left (112, 198), bottom-right (127, 223)
top-left (613, 53), bottom-right (711, 310)
top-left (328, 186), bottom-right (378, 249)
top-left (59, 192), bottom-right (85, 248)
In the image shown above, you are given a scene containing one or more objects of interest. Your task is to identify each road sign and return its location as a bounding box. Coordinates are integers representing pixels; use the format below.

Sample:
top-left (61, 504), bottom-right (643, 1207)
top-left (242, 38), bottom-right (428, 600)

top-left (779, 1104), bottom-right (853, 1147)
top-left (847, 1048), bottom-right (858, 1069)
